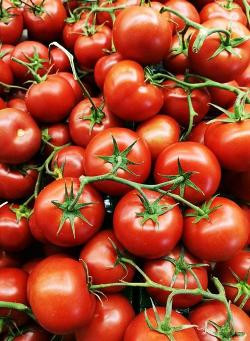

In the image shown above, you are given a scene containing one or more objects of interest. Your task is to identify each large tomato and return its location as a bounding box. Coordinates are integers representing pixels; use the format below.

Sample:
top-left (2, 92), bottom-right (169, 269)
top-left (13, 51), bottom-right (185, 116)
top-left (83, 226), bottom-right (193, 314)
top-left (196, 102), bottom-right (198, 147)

top-left (84, 127), bottom-right (151, 195)
top-left (27, 256), bottom-right (96, 334)
top-left (0, 5), bottom-right (23, 44)
top-left (33, 178), bottom-right (105, 247)
top-left (183, 197), bottom-right (249, 262)
top-left (113, 189), bottom-right (183, 259)
top-left (76, 294), bottom-right (135, 341)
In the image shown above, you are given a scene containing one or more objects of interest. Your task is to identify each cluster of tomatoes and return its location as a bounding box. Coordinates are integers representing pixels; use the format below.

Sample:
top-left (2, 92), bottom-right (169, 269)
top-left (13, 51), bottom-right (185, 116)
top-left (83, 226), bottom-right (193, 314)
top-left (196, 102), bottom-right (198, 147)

top-left (0, 0), bottom-right (250, 339)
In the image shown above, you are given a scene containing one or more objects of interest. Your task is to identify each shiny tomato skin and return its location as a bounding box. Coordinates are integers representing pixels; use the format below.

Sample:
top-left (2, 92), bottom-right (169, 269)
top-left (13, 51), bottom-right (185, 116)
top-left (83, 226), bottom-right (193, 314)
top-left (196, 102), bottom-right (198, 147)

top-left (34, 178), bottom-right (105, 247)
top-left (183, 197), bottom-right (249, 262)
top-left (189, 301), bottom-right (250, 340)
top-left (0, 164), bottom-right (38, 200)
top-left (50, 48), bottom-right (70, 73)
top-left (76, 294), bottom-right (135, 341)
top-left (56, 72), bottom-right (83, 104)
top-left (27, 256), bottom-right (96, 334)
top-left (80, 230), bottom-right (135, 293)
top-left (0, 267), bottom-right (29, 326)
top-left (0, 59), bottom-right (13, 93)
top-left (144, 247), bottom-right (208, 308)
top-left (113, 6), bottom-right (172, 65)
top-left (154, 142), bottom-right (221, 203)
top-left (69, 98), bottom-right (123, 148)
top-left (52, 145), bottom-right (85, 178)
top-left (43, 123), bottom-right (71, 156)
top-left (214, 250), bottom-right (250, 312)
top-left (209, 80), bottom-right (238, 108)
top-left (104, 60), bottom-right (164, 122)
top-left (0, 108), bottom-right (41, 165)
top-left (7, 98), bottom-right (27, 112)
top-left (25, 75), bottom-right (75, 123)
top-left (136, 115), bottom-right (180, 160)
top-left (84, 127), bottom-right (151, 195)
top-left (113, 189), bottom-right (183, 259)
top-left (0, 7), bottom-right (23, 44)
top-left (189, 19), bottom-right (250, 82)
top-left (124, 307), bottom-right (200, 341)
top-left (29, 212), bottom-right (47, 243)
top-left (187, 121), bottom-right (209, 144)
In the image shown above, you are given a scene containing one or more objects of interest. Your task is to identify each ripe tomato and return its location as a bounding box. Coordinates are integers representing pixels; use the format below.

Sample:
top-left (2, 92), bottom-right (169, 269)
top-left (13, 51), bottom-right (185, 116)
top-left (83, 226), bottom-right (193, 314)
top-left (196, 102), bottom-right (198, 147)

top-left (0, 164), bottom-right (38, 200)
top-left (84, 127), bottom-right (151, 195)
top-left (136, 115), bottom-right (180, 160)
top-left (0, 108), bottom-right (41, 165)
top-left (113, 189), bottom-right (183, 259)
top-left (154, 142), bottom-right (221, 203)
top-left (29, 212), bottom-right (47, 243)
top-left (76, 294), bottom-right (135, 341)
top-left (113, 6), bottom-right (172, 64)
top-left (104, 60), bottom-right (164, 122)
top-left (144, 247), bottom-right (208, 308)
top-left (56, 72), bottom-right (83, 104)
top-left (80, 230), bottom-right (135, 292)
top-left (183, 197), bottom-right (249, 262)
top-left (0, 267), bottom-right (29, 326)
top-left (189, 19), bottom-right (250, 82)
top-left (209, 80), bottom-right (238, 108)
top-left (241, 205), bottom-right (250, 244)
top-left (34, 178), bottom-right (105, 247)
top-left (11, 325), bottom-right (50, 341)
top-left (27, 256), bottom-right (96, 334)
top-left (69, 98), bottom-right (122, 148)
top-left (0, 43), bottom-right (14, 65)
top-left (187, 121), bottom-right (209, 144)
top-left (0, 6), bottom-right (23, 44)
top-left (124, 307), bottom-right (200, 340)
top-left (49, 48), bottom-right (70, 73)
top-left (7, 98), bottom-right (27, 112)
top-left (43, 123), bottom-right (71, 156)
top-left (236, 62), bottom-right (250, 87)
top-left (189, 301), bottom-right (250, 340)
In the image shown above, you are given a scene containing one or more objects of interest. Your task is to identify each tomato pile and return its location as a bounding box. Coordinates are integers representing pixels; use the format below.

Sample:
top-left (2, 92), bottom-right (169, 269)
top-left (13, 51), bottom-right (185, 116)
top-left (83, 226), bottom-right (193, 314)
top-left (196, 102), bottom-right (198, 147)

top-left (0, 0), bottom-right (250, 339)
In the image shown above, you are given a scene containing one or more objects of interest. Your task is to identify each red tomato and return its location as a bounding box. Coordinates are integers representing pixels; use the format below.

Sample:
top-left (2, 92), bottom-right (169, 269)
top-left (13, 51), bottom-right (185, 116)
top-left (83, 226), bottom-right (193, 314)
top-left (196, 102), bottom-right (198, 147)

top-left (7, 98), bottom-right (27, 112)
top-left (124, 307), bottom-right (200, 340)
top-left (0, 59), bottom-right (13, 94)
top-left (0, 43), bottom-right (14, 65)
top-left (49, 48), bottom-right (70, 73)
top-left (0, 249), bottom-right (20, 269)
top-left (76, 294), bottom-right (135, 341)
top-left (183, 197), bottom-right (249, 262)
top-left (0, 268), bottom-right (29, 326)
top-left (209, 80), bottom-right (238, 108)
top-left (215, 250), bottom-right (250, 312)
top-left (34, 178), bottom-right (105, 247)
top-left (189, 301), bottom-right (250, 340)
top-left (52, 145), bottom-right (85, 178)
top-left (241, 205), bottom-right (250, 244)
top-left (28, 256), bottom-right (96, 334)
top-left (29, 212), bottom-right (47, 244)
top-left (136, 115), bottom-right (180, 160)
top-left (0, 6), bottom-right (23, 44)
top-left (144, 247), bottom-right (208, 308)
top-left (189, 19), bottom-right (250, 82)
top-left (113, 189), bottom-right (183, 259)
top-left (12, 325), bottom-right (50, 341)
top-left (154, 142), bottom-right (221, 203)
top-left (104, 60), bottom-right (164, 122)
top-left (113, 6), bottom-right (172, 64)
top-left (84, 127), bottom-right (151, 195)
top-left (69, 97), bottom-right (122, 148)
top-left (0, 108), bottom-right (41, 165)
top-left (236, 62), bottom-right (250, 87)
top-left (223, 170), bottom-right (250, 202)
top-left (43, 123), bottom-right (71, 156)
top-left (56, 72), bottom-right (83, 104)
top-left (187, 121), bottom-right (209, 144)
top-left (80, 230), bottom-right (135, 292)
top-left (74, 25), bottom-right (112, 70)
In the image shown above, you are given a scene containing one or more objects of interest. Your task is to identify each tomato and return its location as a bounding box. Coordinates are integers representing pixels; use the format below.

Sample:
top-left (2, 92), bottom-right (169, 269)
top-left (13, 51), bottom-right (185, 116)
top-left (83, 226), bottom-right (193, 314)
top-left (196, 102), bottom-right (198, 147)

top-left (12, 325), bottom-right (50, 341)
top-left (29, 212), bottom-right (47, 243)
top-left (50, 48), bottom-right (70, 73)
top-left (7, 98), bottom-right (27, 112)
top-left (84, 127), bottom-right (151, 195)
top-left (124, 307), bottom-right (200, 340)
top-left (34, 178), bottom-right (105, 247)
top-left (23, 0), bottom-right (66, 42)
top-left (0, 43), bottom-right (14, 65)
top-left (0, 249), bottom-right (20, 268)
top-left (209, 80), bottom-right (238, 108)
top-left (0, 6), bottom-right (23, 44)
top-left (52, 145), bottom-right (85, 178)
top-left (104, 60), bottom-right (164, 121)
top-left (0, 163), bottom-right (38, 200)
top-left (187, 121), bottom-right (209, 144)
top-left (0, 204), bottom-right (32, 252)
top-left (113, 6), bottom-right (172, 64)
top-left (94, 52), bottom-right (123, 89)
top-left (236, 63), bottom-right (250, 87)
top-left (161, 77), bottom-right (211, 126)
top-left (188, 19), bottom-right (250, 82)
top-left (80, 230), bottom-right (135, 292)
top-left (136, 115), bottom-right (180, 160)
top-left (183, 197), bottom-right (249, 262)
top-left (223, 170), bottom-right (250, 202)
top-left (241, 205), bottom-right (250, 244)
top-left (0, 108), bottom-right (41, 164)
top-left (154, 141), bottom-right (221, 203)
top-left (113, 189), bottom-right (183, 259)
top-left (69, 98), bottom-right (122, 148)
top-left (189, 301), bottom-right (250, 340)
top-left (74, 25), bottom-right (112, 70)
top-left (204, 105), bottom-right (250, 172)
top-left (76, 294), bottom-right (135, 341)
top-left (56, 72), bottom-right (83, 104)
top-left (215, 250), bottom-right (250, 312)
top-left (27, 256), bottom-right (96, 334)
top-left (0, 58), bottom-right (13, 94)
top-left (43, 123), bottom-right (71, 156)
top-left (0, 267), bottom-right (29, 326)
top-left (25, 75), bottom-right (75, 123)
top-left (144, 246), bottom-right (208, 308)
top-left (200, 0), bottom-right (247, 25)
top-left (10, 41), bottom-right (50, 80)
